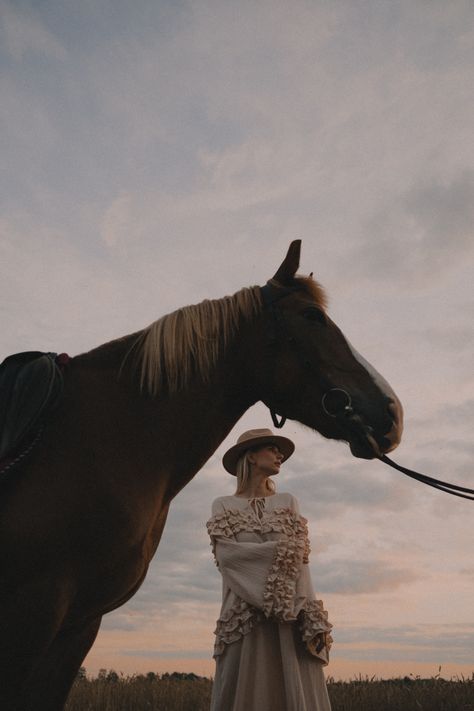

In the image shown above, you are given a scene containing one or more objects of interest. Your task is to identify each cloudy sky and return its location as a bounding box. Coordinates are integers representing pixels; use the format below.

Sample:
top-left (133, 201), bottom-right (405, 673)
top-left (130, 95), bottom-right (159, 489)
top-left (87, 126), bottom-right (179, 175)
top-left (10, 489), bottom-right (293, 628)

top-left (1, 0), bottom-right (473, 681)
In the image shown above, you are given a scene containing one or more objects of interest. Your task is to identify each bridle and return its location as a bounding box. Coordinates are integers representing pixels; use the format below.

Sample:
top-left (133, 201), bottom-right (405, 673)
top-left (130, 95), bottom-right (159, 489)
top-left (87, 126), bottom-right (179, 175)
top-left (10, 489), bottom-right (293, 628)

top-left (260, 282), bottom-right (474, 501)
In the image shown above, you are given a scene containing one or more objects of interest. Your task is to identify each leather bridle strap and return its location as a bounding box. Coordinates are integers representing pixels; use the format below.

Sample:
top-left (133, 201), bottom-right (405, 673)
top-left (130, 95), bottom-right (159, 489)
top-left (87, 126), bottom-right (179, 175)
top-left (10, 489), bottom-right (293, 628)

top-left (379, 454), bottom-right (474, 501)
top-left (261, 281), bottom-right (344, 428)
top-left (260, 281), bottom-right (305, 428)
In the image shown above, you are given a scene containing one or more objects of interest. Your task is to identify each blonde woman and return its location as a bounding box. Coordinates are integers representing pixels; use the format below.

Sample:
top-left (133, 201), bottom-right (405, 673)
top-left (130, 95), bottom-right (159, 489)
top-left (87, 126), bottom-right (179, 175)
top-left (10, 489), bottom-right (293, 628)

top-left (207, 429), bottom-right (333, 711)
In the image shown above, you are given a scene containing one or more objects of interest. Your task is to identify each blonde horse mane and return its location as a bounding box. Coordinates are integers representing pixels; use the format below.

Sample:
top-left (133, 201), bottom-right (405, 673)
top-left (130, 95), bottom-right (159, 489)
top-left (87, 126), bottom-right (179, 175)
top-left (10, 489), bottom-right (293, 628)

top-left (134, 274), bottom-right (326, 396)
top-left (137, 286), bottom-right (262, 395)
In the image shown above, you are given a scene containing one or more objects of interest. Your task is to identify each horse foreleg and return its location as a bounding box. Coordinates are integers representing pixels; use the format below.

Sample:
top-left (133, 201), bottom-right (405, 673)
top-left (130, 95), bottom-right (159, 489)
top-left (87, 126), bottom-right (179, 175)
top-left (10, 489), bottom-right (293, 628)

top-left (23, 616), bottom-right (102, 711)
top-left (0, 579), bottom-right (72, 711)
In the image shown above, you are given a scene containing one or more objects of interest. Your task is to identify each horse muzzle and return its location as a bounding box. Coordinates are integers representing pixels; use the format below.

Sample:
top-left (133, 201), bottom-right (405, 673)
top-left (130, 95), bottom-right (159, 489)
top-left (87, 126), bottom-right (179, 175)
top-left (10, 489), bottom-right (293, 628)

top-left (322, 388), bottom-right (403, 460)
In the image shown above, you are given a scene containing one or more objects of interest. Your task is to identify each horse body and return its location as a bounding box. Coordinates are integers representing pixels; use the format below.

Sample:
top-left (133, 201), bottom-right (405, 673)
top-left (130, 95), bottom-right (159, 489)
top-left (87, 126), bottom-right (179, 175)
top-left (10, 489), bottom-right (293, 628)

top-left (0, 332), bottom-right (257, 710)
top-left (0, 241), bottom-right (402, 710)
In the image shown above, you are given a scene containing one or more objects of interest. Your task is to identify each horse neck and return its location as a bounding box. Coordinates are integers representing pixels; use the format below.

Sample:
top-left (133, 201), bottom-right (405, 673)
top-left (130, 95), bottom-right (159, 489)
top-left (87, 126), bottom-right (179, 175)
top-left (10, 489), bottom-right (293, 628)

top-left (73, 329), bottom-right (257, 500)
top-left (160, 366), bottom-right (255, 497)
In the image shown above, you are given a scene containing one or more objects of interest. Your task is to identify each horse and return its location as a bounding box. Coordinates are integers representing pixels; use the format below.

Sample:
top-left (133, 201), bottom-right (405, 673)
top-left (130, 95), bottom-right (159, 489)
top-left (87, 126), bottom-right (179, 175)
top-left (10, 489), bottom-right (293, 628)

top-left (0, 240), bottom-right (403, 710)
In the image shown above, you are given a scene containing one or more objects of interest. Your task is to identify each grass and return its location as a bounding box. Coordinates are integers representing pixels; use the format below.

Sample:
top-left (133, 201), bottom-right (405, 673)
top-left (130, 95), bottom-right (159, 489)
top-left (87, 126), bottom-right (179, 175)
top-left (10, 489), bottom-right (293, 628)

top-left (65, 669), bottom-right (474, 711)
top-left (325, 673), bottom-right (474, 711)
top-left (66, 671), bottom-right (212, 711)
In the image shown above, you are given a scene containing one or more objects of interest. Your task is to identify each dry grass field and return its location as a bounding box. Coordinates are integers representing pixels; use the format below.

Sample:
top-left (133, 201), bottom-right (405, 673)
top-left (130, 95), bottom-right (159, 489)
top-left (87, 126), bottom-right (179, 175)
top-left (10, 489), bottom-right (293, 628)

top-left (65, 669), bottom-right (474, 711)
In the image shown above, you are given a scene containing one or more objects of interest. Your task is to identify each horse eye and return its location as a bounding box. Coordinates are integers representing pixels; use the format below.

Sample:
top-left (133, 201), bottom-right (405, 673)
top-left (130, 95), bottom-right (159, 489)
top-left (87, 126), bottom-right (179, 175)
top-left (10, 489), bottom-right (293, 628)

top-left (302, 307), bottom-right (326, 324)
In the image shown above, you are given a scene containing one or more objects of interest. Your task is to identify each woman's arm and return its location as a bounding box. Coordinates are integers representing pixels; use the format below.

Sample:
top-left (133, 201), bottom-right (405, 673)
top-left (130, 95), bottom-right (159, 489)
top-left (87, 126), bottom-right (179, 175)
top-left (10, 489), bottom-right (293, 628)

top-left (207, 502), bottom-right (279, 609)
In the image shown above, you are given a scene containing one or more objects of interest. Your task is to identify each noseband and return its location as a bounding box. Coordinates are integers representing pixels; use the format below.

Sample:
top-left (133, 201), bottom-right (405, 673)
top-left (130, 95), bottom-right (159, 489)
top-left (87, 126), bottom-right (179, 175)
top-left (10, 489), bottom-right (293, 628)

top-left (260, 282), bottom-right (474, 501)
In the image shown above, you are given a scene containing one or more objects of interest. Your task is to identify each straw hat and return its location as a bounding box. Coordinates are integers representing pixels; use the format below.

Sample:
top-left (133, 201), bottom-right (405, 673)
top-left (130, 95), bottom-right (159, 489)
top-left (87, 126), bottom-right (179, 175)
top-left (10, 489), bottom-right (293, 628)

top-left (222, 428), bottom-right (295, 476)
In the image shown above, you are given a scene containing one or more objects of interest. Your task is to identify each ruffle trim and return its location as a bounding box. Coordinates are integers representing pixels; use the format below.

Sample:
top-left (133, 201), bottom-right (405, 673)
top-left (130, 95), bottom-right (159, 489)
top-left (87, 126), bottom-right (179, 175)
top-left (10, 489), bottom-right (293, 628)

top-left (206, 508), bottom-right (311, 563)
top-left (213, 598), bottom-right (264, 657)
top-left (298, 599), bottom-right (333, 665)
top-left (262, 534), bottom-right (306, 620)
top-left (213, 597), bottom-right (333, 664)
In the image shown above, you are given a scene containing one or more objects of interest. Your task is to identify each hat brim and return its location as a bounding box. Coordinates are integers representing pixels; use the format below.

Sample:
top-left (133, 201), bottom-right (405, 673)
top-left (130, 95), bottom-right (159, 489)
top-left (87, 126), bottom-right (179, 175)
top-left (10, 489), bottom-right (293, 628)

top-left (222, 435), bottom-right (295, 475)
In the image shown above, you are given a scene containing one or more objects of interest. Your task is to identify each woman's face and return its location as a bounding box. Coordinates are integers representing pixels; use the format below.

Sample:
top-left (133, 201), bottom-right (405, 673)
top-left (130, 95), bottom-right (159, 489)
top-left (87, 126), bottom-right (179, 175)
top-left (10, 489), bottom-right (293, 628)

top-left (248, 444), bottom-right (284, 476)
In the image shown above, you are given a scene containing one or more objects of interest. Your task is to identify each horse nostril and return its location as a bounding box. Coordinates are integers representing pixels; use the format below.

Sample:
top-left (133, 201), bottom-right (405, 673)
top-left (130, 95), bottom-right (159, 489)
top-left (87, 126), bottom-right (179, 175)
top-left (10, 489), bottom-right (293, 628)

top-left (383, 397), bottom-right (403, 451)
top-left (387, 400), bottom-right (398, 421)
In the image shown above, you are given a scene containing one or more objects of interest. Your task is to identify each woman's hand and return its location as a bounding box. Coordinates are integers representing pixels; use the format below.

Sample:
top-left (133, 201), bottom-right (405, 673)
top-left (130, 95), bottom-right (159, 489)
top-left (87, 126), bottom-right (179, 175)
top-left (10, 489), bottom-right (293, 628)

top-left (315, 632), bottom-right (326, 654)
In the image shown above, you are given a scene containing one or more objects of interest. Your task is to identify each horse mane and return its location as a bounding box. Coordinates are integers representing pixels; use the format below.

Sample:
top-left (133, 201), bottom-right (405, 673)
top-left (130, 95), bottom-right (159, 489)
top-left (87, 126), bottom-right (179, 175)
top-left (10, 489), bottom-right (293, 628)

top-left (293, 275), bottom-right (328, 310)
top-left (137, 285), bottom-right (262, 395)
top-left (77, 274), bottom-right (326, 396)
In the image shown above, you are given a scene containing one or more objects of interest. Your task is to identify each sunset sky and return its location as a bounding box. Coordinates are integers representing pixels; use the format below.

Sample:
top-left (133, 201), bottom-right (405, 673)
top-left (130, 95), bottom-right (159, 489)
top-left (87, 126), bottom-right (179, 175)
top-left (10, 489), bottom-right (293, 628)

top-left (1, 0), bottom-right (473, 681)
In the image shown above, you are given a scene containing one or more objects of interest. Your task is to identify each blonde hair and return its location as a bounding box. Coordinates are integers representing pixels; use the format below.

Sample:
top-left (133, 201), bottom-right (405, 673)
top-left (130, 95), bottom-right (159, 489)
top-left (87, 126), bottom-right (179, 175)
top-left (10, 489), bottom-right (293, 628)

top-left (235, 449), bottom-right (276, 496)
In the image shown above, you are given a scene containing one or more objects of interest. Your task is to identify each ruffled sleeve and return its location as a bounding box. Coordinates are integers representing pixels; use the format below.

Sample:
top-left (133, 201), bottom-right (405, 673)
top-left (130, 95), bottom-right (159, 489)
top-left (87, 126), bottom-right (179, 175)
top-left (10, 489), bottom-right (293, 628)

top-left (207, 499), bottom-right (279, 610)
top-left (285, 493), bottom-right (311, 563)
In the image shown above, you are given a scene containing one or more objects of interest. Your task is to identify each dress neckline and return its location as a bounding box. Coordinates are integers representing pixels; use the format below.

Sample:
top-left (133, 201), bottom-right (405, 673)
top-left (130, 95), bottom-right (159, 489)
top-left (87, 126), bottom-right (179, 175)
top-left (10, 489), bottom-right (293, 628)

top-left (232, 493), bottom-right (277, 499)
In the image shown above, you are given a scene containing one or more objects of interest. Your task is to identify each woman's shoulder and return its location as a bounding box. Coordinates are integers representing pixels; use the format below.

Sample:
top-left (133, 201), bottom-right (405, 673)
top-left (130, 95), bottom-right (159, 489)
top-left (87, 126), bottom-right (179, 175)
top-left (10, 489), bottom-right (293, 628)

top-left (210, 495), bottom-right (234, 516)
top-left (211, 494), bottom-right (238, 506)
top-left (271, 491), bottom-right (297, 502)
top-left (272, 492), bottom-right (302, 514)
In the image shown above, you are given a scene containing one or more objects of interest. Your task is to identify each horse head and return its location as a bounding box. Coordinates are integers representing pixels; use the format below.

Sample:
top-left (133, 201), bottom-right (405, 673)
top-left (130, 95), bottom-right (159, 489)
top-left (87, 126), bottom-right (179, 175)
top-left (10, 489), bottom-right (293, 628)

top-left (251, 240), bottom-right (403, 459)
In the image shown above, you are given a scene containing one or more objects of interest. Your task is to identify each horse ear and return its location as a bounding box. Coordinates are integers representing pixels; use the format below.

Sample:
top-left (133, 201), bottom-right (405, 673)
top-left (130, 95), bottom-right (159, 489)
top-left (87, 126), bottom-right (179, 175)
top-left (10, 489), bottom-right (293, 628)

top-left (272, 240), bottom-right (301, 284)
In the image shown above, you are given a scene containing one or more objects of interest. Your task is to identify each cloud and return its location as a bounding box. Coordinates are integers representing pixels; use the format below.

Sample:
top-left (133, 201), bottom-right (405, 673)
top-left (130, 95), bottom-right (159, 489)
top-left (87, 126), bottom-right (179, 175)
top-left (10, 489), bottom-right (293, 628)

top-left (406, 171), bottom-right (474, 254)
top-left (350, 171), bottom-right (474, 285)
top-left (0, 1), bottom-right (66, 61)
top-left (415, 326), bottom-right (473, 354)
top-left (101, 612), bottom-right (144, 632)
top-left (280, 446), bottom-right (414, 518)
top-left (124, 648), bottom-right (210, 660)
top-left (101, 193), bottom-right (135, 249)
top-left (433, 399), bottom-right (474, 424)
top-left (335, 623), bottom-right (474, 664)
top-left (316, 558), bottom-right (420, 595)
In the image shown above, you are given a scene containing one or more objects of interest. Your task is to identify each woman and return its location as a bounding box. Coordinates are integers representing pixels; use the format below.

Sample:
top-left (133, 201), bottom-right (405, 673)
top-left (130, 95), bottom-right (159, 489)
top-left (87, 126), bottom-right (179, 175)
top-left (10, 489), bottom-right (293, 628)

top-left (207, 428), bottom-right (333, 711)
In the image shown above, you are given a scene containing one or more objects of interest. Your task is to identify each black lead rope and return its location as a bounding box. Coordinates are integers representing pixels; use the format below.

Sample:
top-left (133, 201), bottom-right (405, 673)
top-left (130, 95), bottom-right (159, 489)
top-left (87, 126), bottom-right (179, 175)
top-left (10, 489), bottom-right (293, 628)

top-left (319, 389), bottom-right (474, 501)
top-left (379, 454), bottom-right (474, 501)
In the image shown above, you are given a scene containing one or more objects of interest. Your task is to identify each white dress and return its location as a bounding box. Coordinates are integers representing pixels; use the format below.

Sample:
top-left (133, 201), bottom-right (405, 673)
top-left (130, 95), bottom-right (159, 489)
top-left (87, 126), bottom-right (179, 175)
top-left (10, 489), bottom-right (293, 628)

top-left (207, 492), bottom-right (333, 711)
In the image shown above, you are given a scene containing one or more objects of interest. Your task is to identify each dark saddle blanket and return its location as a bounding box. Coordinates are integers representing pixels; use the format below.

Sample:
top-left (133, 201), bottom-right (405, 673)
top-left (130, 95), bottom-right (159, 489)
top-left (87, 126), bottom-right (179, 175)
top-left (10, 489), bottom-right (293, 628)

top-left (0, 351), bottom-right (65, 462)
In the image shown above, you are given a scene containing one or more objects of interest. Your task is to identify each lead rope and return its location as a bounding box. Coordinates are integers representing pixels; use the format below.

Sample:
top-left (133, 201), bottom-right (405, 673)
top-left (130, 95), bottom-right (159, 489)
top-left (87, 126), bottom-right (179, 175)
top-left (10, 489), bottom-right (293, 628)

top-left (379, 454), bottom-right (474, 501)
top-left (325, 389), bottom-right (474, 501)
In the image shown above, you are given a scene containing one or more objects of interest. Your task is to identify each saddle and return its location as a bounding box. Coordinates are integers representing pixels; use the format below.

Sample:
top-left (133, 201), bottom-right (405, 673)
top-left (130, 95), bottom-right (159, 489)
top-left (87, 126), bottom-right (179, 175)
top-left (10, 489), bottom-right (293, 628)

top-left (0, 351), bottom-right (65, 462)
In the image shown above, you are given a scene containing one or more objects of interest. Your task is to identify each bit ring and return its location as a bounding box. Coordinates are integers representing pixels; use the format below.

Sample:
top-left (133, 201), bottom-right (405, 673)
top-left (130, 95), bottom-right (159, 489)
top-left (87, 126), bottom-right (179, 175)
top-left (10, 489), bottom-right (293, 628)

top-left (322, 388), bottom-right (353, 418)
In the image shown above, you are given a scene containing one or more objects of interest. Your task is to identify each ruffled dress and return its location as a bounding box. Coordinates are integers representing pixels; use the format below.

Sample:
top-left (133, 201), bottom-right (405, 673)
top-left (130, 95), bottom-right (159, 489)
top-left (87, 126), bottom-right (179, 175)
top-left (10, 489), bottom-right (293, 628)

top-left (207, 492), bottom-right (333, 711)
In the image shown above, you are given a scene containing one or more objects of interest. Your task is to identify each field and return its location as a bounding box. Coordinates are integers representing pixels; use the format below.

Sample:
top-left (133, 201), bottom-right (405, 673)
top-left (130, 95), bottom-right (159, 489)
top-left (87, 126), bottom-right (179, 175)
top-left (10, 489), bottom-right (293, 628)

top-left (65, 669), bottom-right (474, 710)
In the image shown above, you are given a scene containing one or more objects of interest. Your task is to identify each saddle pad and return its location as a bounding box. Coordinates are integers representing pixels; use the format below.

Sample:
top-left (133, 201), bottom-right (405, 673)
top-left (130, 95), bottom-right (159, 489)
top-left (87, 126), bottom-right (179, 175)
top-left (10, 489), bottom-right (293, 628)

top-left (0, 351), bottom-right (64, 461)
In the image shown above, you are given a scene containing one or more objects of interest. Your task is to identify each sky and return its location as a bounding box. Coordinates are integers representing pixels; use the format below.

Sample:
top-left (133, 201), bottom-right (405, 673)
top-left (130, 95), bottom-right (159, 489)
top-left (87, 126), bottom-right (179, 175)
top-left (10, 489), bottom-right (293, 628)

top-left (1, 0), bottom-right (473, 682)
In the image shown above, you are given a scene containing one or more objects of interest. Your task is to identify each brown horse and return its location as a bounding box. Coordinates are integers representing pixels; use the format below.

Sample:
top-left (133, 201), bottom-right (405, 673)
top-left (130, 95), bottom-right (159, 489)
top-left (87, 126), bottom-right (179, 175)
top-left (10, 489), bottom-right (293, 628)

top-left (0, 241), bottom-right (402, 710)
